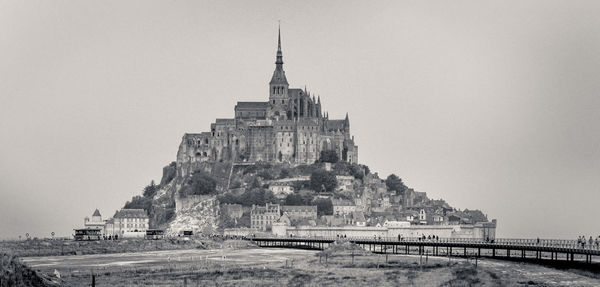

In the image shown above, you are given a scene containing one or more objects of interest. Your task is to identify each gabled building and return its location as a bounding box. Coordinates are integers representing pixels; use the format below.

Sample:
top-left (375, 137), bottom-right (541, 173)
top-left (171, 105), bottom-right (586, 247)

top-left (251, 203), bottom-right (280, 231)
top-left (332, 198), bottom-right (356, 216)
top-left (281, 205), bottom-right (317, 221)
top-left (107, 209), bottom-right (149, 238)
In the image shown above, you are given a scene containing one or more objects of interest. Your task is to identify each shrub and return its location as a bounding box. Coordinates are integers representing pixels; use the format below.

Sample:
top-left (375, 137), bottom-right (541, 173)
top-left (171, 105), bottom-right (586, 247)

top-left (385, 174), bottom-right (407, 194)
top-left (313, 198), bottom-right (333, 216)
top-left (319, 150), bottom-right (339, 163)
top-left (309, 169), bottom-right (337, 193)
top-left (142, 180), bottom-right (159, 198)
top-left (182, 170), bottom-right (217, 196)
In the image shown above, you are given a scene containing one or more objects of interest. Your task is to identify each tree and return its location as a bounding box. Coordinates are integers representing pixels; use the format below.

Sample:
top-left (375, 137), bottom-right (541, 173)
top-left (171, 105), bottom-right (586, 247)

top-left (333, 162), bottom-right (364, 180)
top-left (124, 195), bottom-right (152, 211)
top-left (309, 169), bottom-right (338, 193)
top-left (182, 170), bottom-right (217, 196)
top-left (319, 150), bottom-right (339, 163)
top-left (385, 174), bottom-right (407, 194)
top-left (313, 198), bottom-right (333, 216)
top-left (284, 193), bottom-right (305, 205)
top-left (360, 164), bottom-right (370, 176)
top-left (279, 168), bottom-right (291, 179)
top-left (143, 180), bottom-right (158, 198)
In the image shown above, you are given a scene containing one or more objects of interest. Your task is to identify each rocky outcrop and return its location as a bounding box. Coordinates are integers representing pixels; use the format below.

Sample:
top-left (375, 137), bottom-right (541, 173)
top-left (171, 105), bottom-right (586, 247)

top-left (167, 194), bottom-right (220, 235)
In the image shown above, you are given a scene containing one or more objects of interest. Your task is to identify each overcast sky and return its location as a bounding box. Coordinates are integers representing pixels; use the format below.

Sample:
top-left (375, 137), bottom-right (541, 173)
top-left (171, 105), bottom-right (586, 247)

top-left (1, 1), bottom-right (599, 239)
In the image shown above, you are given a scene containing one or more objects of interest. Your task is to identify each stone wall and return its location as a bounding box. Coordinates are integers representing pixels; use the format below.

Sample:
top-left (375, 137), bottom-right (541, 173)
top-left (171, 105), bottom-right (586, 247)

top-left (274, 222), bottom-right (497, 240)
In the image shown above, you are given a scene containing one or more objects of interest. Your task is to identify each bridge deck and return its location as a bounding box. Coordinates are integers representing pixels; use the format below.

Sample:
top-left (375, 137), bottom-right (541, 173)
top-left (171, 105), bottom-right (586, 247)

top-left (248, 237), bottom-right (600, 263)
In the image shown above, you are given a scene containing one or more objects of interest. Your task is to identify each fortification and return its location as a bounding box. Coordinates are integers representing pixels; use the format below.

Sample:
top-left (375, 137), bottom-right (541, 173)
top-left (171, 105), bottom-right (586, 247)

top-left (176, 28), bottom-right (358, 173)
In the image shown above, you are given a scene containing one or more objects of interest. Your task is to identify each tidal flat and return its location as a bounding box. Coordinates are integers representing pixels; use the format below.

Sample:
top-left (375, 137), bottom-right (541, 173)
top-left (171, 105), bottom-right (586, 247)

top-left (20, 247), bottom-right (600, 286)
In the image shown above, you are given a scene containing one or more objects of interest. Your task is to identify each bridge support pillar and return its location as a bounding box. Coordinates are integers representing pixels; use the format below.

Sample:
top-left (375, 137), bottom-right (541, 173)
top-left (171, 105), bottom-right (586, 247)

top-left (492, 248), bottom-right (495, 257)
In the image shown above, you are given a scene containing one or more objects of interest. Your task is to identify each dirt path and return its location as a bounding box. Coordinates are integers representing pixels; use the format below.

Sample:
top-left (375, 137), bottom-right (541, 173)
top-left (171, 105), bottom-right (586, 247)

top-left (22, 248), bottom-right (316, 269)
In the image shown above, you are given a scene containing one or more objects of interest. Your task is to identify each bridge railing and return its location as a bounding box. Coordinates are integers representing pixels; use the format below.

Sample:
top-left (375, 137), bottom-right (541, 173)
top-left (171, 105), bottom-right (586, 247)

top-left (255, 235), bottom-right (600, 250)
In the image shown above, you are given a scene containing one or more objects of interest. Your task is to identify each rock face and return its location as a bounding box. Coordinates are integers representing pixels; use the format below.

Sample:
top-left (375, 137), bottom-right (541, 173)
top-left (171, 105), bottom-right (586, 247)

top-left (167, 194), bottom-right (220, 235)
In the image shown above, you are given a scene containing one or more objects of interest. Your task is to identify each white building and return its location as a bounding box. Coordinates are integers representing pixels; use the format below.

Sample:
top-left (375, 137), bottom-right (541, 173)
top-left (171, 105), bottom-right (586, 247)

top-left (335, 175), bottom-right (355, 191)
top-left (106, 209), bottom-right (149, 238)
top-left (83, 209), bottom-right (106, 233)
top-left (332, 198), bottom-right (356, 216)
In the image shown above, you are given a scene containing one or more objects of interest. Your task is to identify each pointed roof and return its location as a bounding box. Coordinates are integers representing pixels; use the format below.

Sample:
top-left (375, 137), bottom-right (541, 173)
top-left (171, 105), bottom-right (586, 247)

top-left (270, 25), bottom-right (288, 85)
top-left (114, 209), bottom-right (148, 219)
top-left (344, 113), bottom-right (350, 127)
top-left (92, 209), bottom-right (101, 217)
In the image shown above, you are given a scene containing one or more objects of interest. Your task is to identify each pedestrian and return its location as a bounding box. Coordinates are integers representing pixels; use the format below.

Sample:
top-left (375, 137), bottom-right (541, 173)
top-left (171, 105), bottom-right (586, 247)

top-left (589, 236), bottom-right (594, 248)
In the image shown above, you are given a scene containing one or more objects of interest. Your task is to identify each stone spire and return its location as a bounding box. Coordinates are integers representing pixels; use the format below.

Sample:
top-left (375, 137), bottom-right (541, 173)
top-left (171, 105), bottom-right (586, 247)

top-left (344, 112), bottom-right (350, 129)
top-left (270, 24), bottom-right (288, 96)
top-left (276, 24), bottom-right (283, 66)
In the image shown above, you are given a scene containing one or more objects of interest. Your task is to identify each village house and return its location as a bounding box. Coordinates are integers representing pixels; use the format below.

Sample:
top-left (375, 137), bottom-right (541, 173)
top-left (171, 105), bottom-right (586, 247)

top-left (332, 198), bottom-right (356, 216)
top-left (268, 181), bottom-right (294, 199)
top-left (281, 205), bottom-right (317, 221)
top-left (335, 175), bottom-right (355, 191)
top-left (251, 203), bottom-right (280, 231)
top-left (105, 209), bottom-right (149, 238)
top-left (353, 211), bottom-right (366, 227)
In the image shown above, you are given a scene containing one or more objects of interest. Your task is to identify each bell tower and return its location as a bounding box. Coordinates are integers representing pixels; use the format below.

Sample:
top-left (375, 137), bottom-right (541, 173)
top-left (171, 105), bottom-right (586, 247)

top-left (268, 25), bottom-right (289, 120)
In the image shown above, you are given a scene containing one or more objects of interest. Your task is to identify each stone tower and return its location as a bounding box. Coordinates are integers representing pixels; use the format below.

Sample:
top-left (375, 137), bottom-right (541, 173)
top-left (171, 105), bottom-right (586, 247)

top-left (268, 25), bottom-right (289, 120)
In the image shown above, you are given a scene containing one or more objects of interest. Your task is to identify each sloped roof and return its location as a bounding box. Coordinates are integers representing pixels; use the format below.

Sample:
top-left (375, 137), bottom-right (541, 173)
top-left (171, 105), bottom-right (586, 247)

top-left (92, 209), bottom-right (101, 217)
top-left (215, 118), bottom-right (235, 125)
top-left (114, 209), bottom-right (148, 219)
top-left (282, 205), bottom-right (317, 212)
top-left (352, 211), bottom-right (366, 222)
top-left (235, 102), bottom-right (269, 110)
top-left (327, 120), bottom-right (345, 131)
top-left (331, 198), bottom-right (354, 206)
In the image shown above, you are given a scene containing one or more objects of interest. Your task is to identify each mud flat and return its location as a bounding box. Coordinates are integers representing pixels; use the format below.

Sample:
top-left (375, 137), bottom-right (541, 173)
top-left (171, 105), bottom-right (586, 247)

top-left (21, 247), bottom-right (600, 286)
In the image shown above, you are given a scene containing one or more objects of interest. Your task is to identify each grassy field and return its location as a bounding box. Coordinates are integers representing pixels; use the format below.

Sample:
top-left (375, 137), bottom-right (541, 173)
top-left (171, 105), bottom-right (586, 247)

top-left (0, 237), bottom-right (222, 258)
top-left (20, 246), bottom-right (600, 286)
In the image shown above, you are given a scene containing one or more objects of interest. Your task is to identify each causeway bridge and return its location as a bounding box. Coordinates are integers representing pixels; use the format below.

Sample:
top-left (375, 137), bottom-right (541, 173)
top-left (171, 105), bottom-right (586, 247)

top-left (249, 236), bottom-right (599, 264)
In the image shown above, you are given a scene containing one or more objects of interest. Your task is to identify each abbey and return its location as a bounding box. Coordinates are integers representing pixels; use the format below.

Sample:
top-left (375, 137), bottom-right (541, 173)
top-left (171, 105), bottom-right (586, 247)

top-left (177, 29), bottom-right (358, 166)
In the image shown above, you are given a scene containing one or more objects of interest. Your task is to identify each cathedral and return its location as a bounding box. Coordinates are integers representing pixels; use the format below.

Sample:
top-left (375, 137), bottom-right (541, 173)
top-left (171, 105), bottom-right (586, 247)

top-left (177, 28), bottom-right (358, 166)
